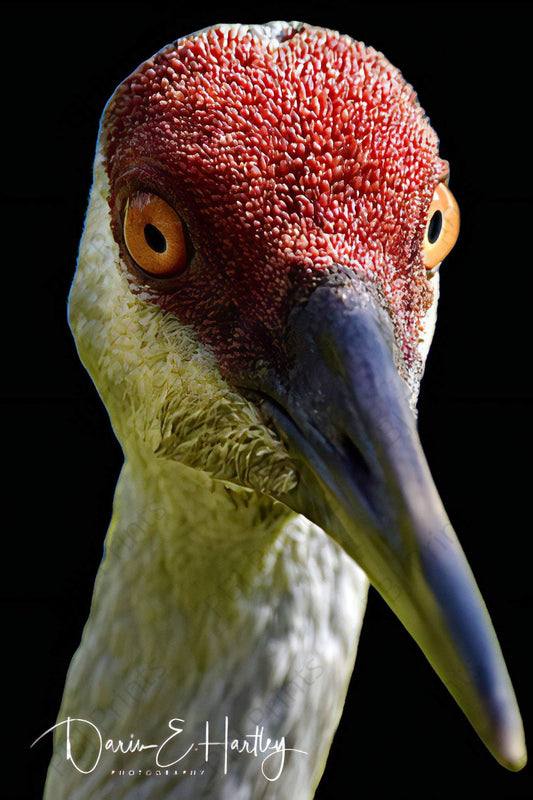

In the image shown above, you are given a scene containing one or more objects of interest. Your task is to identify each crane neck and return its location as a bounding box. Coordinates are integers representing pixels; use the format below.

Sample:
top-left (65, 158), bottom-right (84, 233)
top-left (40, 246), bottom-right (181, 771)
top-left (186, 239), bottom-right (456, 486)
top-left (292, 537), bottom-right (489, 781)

top-left (102, 444), bottom-right (294, 631)
top-left (46, 441), bottom-right (367, 799)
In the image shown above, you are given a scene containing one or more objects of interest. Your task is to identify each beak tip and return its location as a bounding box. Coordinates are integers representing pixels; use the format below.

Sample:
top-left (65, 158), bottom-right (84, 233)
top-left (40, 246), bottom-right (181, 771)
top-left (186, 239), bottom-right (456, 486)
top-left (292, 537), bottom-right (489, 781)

top-left (488, 708), bottom-right (527, 771)
top-left (498, 733), bottom-right (527, 773)
top-left (499, 748), bottom-right (527, 773)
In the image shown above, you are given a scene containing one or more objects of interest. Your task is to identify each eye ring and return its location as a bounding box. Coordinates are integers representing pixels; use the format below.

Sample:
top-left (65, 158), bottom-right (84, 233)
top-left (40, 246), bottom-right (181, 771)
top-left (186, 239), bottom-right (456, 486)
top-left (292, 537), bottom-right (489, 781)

top-left (123, 191), bottom-right (189, 277)
top-left (422, 182), bottom-right (460, 273)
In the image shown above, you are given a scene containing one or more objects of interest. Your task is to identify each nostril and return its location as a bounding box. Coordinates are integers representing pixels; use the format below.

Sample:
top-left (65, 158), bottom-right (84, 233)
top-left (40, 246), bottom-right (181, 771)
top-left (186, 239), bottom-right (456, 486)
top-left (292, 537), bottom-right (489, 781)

top-left (339, 434), bottom-right (382, 520)
top-left (340, 434), bottom-right (371, 480)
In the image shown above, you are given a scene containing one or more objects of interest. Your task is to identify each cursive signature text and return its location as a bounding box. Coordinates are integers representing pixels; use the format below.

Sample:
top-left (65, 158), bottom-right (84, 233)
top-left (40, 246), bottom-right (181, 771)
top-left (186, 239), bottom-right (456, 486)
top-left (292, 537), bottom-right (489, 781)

top-left (32, 716), bottom-right (307, 782)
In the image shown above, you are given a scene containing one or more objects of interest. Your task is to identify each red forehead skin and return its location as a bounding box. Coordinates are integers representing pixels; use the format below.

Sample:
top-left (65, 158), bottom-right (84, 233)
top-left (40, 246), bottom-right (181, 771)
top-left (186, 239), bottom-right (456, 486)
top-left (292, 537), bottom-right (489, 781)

top-left (103, 23), bottom-right (448, 376)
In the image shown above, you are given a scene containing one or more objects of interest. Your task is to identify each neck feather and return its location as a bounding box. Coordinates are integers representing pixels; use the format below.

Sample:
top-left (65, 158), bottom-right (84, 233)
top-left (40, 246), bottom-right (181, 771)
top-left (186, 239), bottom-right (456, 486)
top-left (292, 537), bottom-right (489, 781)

top-left (106, 446), bottom-right (295, 644)
top-left (46, 447), bottom-right (368, 798)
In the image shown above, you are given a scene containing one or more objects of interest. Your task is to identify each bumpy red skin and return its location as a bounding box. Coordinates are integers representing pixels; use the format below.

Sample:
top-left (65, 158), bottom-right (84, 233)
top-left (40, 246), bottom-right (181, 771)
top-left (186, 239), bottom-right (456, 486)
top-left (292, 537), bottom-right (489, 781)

top-left (103, 23), bottom-right (448, 378)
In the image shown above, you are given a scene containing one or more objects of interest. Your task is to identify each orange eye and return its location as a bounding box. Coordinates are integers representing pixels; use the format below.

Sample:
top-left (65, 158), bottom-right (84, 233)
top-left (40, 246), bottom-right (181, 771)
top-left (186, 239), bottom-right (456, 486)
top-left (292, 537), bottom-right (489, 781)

top-left (123, 192), bottom-right (188, 277)
top-left (422, 182), bottom-right (460, 272)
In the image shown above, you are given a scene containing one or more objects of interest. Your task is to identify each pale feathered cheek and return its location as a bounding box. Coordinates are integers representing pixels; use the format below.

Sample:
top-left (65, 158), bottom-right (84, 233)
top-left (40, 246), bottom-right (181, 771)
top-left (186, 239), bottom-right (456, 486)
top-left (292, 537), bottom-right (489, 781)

top-left (71, 152), bottom-right (298, 496)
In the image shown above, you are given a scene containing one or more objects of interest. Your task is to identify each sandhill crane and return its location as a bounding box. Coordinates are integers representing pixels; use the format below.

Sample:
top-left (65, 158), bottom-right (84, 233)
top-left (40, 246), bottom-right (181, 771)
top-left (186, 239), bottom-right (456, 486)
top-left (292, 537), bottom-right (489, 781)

top-left (40, 21), bottom-right (526, 799)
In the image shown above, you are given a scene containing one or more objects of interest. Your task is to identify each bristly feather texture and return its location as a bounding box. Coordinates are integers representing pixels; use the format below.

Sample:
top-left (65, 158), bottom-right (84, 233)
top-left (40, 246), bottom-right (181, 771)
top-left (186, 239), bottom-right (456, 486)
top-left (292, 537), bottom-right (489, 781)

top-left (43, 20), bottom-right (526, 800)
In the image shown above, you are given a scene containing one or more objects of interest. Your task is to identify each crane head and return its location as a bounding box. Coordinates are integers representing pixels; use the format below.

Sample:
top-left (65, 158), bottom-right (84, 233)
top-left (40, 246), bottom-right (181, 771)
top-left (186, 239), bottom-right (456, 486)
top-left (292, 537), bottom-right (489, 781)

top-left (104, 21), bottom-right (452, 389)
top-left (70, 22), bottom-right (526, 773)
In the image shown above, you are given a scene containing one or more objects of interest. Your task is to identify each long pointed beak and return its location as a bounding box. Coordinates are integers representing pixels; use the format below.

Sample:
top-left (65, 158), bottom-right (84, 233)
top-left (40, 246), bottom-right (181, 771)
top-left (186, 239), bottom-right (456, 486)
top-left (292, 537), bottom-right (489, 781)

top-left (259, 276), bottom-right (526, 771)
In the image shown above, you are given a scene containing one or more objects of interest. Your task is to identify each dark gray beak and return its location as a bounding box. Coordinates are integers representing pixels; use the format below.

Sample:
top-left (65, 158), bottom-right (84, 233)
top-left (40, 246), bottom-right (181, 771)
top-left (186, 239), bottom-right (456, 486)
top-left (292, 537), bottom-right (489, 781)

top-left (260, 275), bottom-right (526, 771)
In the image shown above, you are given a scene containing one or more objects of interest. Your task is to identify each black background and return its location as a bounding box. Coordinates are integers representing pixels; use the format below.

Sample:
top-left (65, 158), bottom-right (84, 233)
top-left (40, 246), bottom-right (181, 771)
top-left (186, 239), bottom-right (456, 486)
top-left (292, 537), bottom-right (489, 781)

top-left (5, 2), bottom-right (533, 798)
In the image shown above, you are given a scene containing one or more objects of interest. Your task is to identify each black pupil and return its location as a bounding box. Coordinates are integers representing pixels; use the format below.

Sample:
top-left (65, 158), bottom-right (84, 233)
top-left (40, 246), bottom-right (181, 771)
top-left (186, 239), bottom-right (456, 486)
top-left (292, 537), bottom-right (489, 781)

top-left (427, 210), bottom-right (443, 244)
top-left (144, 224), bottom-right (167, 253)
